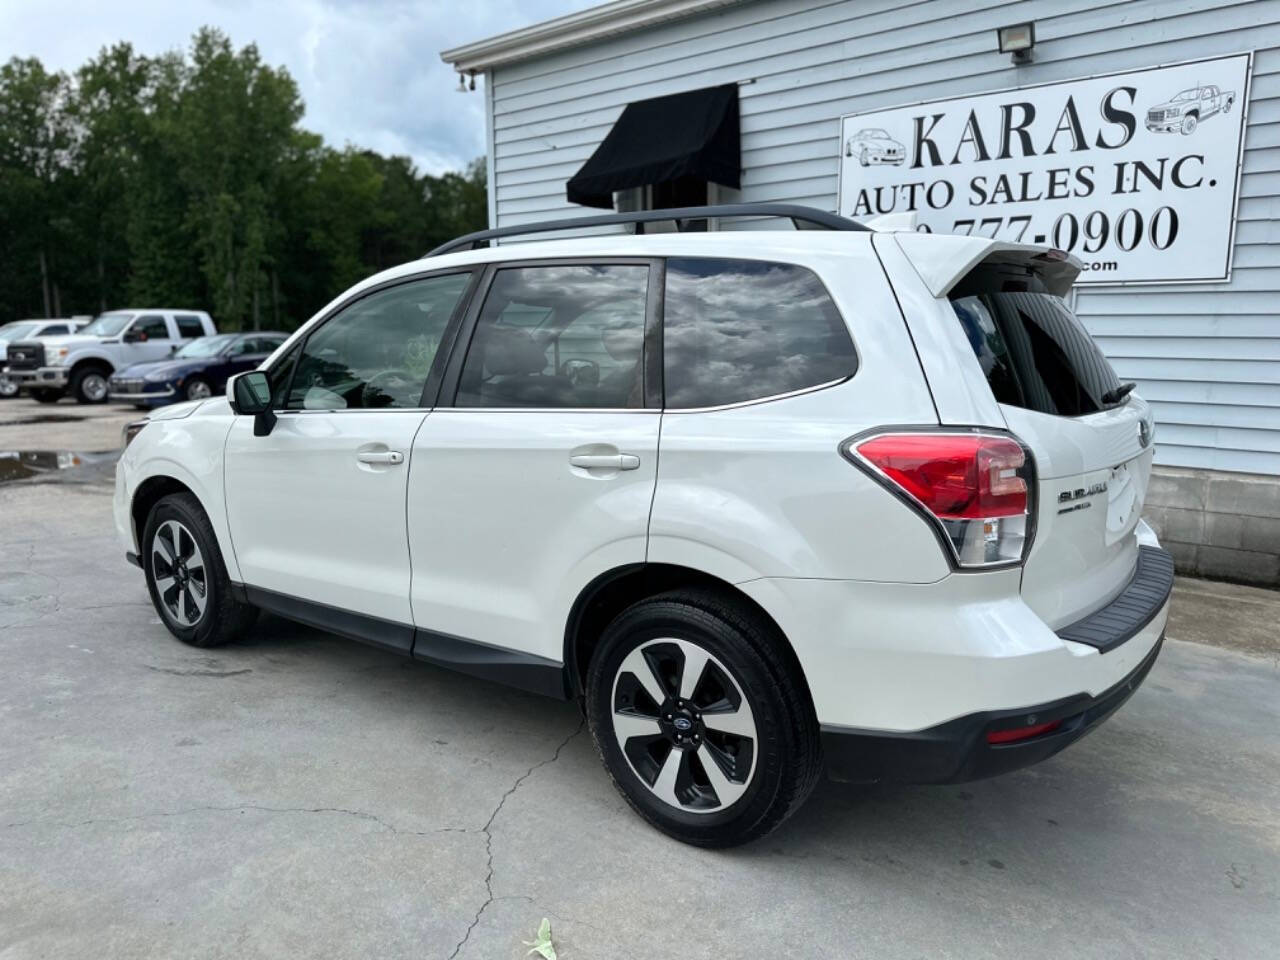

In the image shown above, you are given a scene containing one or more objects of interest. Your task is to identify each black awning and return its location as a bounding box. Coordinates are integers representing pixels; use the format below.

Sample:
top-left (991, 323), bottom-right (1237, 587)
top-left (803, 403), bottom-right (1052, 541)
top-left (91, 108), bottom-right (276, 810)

top-left (565, 83), bottom-right (740, 209)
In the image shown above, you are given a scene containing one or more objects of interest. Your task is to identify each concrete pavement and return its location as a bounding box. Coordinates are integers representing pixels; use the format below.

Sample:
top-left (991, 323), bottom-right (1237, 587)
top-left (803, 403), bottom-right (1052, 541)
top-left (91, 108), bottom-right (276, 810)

top-left (1, 397), bottom-right (1277, 959)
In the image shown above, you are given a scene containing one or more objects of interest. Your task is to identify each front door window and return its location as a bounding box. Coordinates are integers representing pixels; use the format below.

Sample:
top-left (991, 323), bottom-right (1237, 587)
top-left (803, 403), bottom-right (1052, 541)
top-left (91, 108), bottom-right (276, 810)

top-left (286, 273), bottom-right (471, 410)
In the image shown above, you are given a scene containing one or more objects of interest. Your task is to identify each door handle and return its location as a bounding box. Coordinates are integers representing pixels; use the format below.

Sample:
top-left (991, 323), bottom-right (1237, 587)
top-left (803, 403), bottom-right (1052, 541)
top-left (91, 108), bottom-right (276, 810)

top-left (569, 453), bottom-right (640, 471)
top-left (357, 450), bottom-right (404, 465)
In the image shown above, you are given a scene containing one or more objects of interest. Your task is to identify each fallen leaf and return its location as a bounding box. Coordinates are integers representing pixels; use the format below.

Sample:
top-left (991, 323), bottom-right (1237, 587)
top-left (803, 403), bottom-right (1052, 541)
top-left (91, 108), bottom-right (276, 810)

top-left (523, 917), bottom-right (557, 960)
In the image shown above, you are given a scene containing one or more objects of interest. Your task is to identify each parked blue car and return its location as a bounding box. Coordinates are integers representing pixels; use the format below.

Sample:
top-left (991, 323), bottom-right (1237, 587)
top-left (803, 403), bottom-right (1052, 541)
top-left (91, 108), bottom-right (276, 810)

top-left (109, 331), bottom-right (287, 408)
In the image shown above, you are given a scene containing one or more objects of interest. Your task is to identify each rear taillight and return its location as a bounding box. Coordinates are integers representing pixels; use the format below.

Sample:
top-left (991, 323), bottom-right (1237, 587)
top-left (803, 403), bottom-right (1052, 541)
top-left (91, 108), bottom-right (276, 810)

top-left (845, 431), bottom-right (1034, 568)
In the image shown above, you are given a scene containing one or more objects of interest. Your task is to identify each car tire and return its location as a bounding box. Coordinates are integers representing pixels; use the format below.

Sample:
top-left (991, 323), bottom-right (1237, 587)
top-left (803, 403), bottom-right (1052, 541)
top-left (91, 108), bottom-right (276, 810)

top-left (142, 492), bottom-right (258, 648)
top-left (0, 376), bottom-right (18, 399)
top-left (31, 388), bottom-right (63, 404)
top-left (70, 365), bottom-right (111, 404)
top-left (1181, 113), bottom-right (1198, 135)
top-left (184, 377), bottom-right (212, 401)
top-left (586, 589), bottom-right (822, 848)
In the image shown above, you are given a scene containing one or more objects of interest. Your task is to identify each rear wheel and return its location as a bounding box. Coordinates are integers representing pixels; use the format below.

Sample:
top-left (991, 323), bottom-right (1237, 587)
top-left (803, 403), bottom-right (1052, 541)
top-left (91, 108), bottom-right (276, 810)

top-left (31, 388), bottom-right (63, 404)
top-left (143, 492), bottom-right (257, 647)
top-left (70, 365), bottom-right (110, 404)
top-left (586, 589), bottom-right (822, 847)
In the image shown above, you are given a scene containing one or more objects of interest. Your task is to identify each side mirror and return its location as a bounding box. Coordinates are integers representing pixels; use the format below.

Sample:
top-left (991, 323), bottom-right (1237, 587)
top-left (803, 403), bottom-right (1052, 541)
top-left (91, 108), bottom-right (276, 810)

top-left (122, 329), bottom-right (142, 343)
top-left (228, 371), bottom-right (277, 436)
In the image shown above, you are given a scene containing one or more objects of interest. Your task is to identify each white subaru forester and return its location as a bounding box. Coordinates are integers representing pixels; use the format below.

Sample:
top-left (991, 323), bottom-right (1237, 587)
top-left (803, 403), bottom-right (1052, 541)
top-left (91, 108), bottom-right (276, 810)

top-left (114, 205), bottom-right (1172, 847)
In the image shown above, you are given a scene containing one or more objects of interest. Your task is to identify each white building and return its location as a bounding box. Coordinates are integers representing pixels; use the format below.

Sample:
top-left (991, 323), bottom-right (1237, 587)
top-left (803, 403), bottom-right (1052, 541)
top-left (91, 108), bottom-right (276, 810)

top-left (442, 0), bottom-right (1280, 585)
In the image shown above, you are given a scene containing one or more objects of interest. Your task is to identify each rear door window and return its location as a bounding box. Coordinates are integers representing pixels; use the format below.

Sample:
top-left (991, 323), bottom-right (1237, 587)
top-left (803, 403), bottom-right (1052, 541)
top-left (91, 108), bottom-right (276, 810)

top-left (175, 315), bottom-right (206, 338)
top-left (455, 264), bottom-right (649, 409)
top-left (662, 258), bottom-right (856, 409)
top-left (950, 266), bottom-right (1122, 417)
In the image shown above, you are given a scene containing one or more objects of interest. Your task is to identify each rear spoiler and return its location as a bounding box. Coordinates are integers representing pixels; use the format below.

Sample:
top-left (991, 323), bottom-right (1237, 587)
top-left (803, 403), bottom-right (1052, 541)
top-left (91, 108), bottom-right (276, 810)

top-left (893, 233), bottom-right (1082, 298)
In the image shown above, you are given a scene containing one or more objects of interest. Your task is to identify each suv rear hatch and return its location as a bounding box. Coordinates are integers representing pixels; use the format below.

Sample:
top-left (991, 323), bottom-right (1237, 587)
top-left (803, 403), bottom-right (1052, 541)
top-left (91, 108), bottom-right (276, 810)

top-left (887, 235), bottom-right (1156, 630)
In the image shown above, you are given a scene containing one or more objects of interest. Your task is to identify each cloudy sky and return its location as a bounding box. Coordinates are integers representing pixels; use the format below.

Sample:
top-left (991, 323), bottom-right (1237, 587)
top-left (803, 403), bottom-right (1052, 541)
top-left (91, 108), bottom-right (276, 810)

top-left (1, 0), bottom-right (593, 174)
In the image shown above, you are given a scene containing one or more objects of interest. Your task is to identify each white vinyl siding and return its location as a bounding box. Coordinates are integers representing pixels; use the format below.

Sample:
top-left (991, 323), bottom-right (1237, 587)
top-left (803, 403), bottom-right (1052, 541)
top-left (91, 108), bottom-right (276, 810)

top-left (488, 0), bottom-right (1280, 475)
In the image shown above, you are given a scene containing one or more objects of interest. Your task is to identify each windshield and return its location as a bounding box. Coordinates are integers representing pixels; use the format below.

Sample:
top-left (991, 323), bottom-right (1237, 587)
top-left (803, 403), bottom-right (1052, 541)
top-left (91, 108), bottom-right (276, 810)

top-left (1172, 89), bottom-right (1199, 101)
top-left (80, 312), bottom-right (135, 337)
top-left (0, 321), bottom-right (40, 341)
top-left (950, 266), bottom-right (1122, 417)
top-left (175, 334), bottom-right (236, 358)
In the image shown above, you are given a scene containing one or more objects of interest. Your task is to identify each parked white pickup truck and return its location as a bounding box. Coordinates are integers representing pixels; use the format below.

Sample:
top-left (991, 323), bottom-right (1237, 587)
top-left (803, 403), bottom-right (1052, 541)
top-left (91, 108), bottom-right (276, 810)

top-left (1145, 85), bottom-right (1236, 135)
top-left (4, 309), bottom-right (215, 404)
top-left (0, 318), bottom-right (88, 398)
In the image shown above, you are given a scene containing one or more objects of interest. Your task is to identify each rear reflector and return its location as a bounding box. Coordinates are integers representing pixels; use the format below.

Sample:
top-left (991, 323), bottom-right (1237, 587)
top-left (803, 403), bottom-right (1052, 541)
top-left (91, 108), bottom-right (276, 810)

top-left (847, 431), bottom-right (1034, 567)
top-left (986, 719), bottom-right (1063, 744)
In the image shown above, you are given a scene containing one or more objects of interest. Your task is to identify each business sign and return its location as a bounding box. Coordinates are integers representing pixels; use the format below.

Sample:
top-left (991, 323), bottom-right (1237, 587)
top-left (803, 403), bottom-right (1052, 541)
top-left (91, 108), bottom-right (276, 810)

top-left (837, 53), bottom-right (1252, 284)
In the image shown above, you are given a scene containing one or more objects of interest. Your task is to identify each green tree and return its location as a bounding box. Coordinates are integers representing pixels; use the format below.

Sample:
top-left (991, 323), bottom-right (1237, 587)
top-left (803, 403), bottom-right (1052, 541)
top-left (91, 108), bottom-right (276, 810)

top-left (0, 58), bottom-right (74, 319)
top-left (0, 30), bottom-right (489, 330)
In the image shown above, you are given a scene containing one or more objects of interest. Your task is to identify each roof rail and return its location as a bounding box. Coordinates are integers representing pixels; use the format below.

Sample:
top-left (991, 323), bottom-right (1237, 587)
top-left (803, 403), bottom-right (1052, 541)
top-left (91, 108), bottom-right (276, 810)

top-left (423, 203), bottom-right (869, 257)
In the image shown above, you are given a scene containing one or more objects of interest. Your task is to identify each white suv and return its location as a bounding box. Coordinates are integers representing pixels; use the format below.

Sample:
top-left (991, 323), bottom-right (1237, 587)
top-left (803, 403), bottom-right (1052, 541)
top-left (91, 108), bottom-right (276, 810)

top-left (114, 205), bottom-right (1172, 847)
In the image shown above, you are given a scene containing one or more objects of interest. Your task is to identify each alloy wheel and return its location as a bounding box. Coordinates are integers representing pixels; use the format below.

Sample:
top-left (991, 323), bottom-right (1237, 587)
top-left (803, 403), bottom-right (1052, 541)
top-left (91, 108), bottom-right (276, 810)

top-left (186, 380), bottom-right (212, 400)
top-left (151, 519), bottom-right (208, 627)
top-left (611, 637), bottom-right (758, 813)
top-left (81, 372), bottom-right (108, 402)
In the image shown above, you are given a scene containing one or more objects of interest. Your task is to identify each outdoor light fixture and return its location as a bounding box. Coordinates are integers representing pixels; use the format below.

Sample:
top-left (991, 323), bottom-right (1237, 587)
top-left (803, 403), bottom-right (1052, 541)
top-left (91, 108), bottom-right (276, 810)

top-left (997, 22), bottom-right (1036, 63)
top-left (456, 71), bottom-right (476, 93)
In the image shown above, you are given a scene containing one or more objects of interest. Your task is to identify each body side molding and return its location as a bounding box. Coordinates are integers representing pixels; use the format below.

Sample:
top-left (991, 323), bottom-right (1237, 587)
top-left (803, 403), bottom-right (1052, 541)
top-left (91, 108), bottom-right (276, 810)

top-left (234, 583), bottom-right (569, 698)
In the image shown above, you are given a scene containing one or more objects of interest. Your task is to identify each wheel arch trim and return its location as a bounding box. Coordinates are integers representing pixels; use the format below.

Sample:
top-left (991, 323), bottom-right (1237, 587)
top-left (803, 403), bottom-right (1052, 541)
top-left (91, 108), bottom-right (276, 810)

top-left (128, 457), bottom-right (241, 582)
top-left (562, 561), bottom-right (813, 707)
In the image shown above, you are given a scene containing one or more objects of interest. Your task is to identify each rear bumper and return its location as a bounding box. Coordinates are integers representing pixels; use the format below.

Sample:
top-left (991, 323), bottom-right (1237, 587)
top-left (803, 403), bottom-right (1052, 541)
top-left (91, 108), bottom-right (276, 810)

top-left (817, 546), bottom-right (1174, 783)
top-left (821, 632), bottom-right (1163, 783)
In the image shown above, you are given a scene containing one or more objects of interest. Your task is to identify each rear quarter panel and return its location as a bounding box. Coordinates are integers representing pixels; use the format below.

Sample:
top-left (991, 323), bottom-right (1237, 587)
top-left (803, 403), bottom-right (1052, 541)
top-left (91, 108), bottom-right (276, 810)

top-left (648, 246), bottom-right (949, 584)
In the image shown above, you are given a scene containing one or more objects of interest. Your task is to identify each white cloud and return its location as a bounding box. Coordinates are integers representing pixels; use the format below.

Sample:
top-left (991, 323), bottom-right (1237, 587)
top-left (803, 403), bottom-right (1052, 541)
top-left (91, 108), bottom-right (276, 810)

top-left (0, 0), bottom-right (592, 175)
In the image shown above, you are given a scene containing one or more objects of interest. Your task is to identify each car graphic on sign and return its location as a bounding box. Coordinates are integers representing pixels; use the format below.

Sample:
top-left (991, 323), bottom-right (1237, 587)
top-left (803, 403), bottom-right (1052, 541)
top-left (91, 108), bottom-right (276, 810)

top-left (844, 128), bottom-right (906, 166)
top-left (1145, 85), bottom-right (1236, 135)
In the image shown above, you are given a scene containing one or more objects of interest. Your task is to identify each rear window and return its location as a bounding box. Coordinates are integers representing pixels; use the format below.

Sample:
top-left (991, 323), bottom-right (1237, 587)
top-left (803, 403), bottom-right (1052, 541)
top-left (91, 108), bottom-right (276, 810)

top-left (950, 265), bottom-right (1122, 417)
top-left (663, 258), bottom-right (856, 409)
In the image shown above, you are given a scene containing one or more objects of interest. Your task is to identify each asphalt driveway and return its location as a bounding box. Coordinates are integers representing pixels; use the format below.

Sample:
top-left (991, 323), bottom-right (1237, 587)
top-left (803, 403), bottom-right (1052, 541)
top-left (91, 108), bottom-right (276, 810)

top-left (1, 399), bottom-right (1277, 959)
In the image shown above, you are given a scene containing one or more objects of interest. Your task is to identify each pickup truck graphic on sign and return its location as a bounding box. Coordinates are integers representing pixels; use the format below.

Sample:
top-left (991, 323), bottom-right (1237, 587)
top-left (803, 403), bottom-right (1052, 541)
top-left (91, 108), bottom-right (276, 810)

top-left (1145, 85), bottom-right (1236, 135)
top-left (844, 128), bottom-right (906, 166)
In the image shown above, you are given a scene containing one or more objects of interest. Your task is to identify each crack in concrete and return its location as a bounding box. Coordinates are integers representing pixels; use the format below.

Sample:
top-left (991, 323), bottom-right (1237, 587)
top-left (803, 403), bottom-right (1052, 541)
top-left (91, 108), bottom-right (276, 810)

top-left (3, 803), bottom-right (475, 837)
top-left (447, 720), bottom-right (585, 960)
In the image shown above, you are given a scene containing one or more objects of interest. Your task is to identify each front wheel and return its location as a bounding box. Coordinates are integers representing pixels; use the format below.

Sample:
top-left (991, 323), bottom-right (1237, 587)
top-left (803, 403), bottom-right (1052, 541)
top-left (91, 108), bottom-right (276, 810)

top-left (586, 590), bottom-right (822, 847)
top-left (0, 375), bottom-right (18, 398)
top-left (71, 366), bottom-right (110, 404)
top-left (143, 492), bottom-right (257, 647)
top-left (1181, 113), bottom-right (1198, 135)
top-left (184, 377), bottom-right (212, 401)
